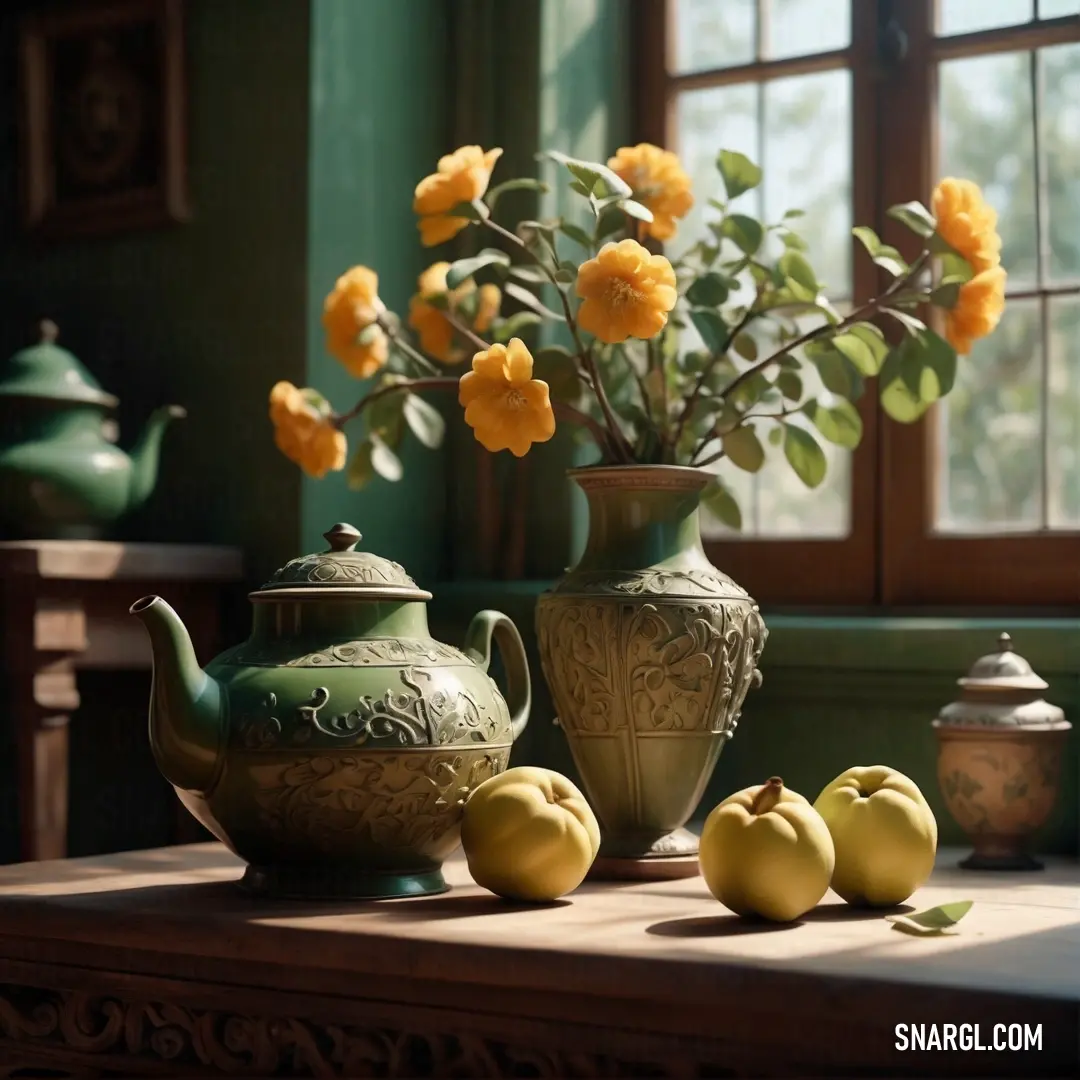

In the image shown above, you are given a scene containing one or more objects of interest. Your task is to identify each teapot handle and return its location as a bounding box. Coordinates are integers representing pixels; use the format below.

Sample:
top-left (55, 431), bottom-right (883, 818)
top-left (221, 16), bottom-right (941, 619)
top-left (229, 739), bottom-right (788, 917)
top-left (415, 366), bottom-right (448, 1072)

top-left (462, 610), bottom-right (531, 742)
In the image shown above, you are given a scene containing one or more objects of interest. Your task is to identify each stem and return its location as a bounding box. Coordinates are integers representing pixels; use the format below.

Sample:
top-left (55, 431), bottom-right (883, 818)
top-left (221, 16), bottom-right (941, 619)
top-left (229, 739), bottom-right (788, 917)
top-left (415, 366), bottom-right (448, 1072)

top-left (693, 446), bottom-right (725, 469)
top-left (440, 307), bottom-right (490, 355)
top-left (750, 777), bottom-right (784, 816)
top-left (377, 315), bottom-right (441, 377)
top-left (553, 402), bottom-right (615, 456)
top-left (332, 377), bottom-right (458, 429)
top-left (720, 252), bottom-right (930, 405)
top-left (482, 216), bottom-right (635, 463)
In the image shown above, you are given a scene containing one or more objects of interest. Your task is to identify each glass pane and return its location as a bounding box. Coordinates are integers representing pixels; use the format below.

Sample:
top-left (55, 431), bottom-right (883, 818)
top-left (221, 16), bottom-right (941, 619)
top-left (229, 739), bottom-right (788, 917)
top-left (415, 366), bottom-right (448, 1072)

top-left (1044, 42), bottom-right (1080, 283)
top-left (673, 0), bottom-right (755, 74)
top-left (936, 300), bottom-right (1044, 533)
top-left (938, 0), bottom-right (1034, 36)
top-left (1047, 296), bottom-right (1080, 526)
top-left (1039, 0), bottom-right (1080, 19)
top-left (939, 51), bottom-right (1038, 290)
top-left (674, 83), bottom-right (759, 261)
top-left (763, 70), bottom-right (851, 298)
top-left (766, 0), bottom-right (850, 60)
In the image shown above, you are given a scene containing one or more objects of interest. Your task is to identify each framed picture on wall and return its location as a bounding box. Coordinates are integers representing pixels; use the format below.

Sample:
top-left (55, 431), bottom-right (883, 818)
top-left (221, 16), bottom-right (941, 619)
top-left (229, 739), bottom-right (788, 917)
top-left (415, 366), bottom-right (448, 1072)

top-left (18, 0), bottom-right (190, 239)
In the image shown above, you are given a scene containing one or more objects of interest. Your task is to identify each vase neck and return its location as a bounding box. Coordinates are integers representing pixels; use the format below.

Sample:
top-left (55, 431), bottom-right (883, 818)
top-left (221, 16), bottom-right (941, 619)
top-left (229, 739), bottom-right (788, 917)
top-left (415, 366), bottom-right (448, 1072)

top-left (570, 467), bottom-right (711, 575)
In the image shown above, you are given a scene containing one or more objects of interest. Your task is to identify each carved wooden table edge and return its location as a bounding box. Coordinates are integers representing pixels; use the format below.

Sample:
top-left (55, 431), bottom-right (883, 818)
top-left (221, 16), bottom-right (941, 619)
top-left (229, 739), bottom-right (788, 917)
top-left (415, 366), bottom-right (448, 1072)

top-left (0, 845), bottom-right (1076, 1079)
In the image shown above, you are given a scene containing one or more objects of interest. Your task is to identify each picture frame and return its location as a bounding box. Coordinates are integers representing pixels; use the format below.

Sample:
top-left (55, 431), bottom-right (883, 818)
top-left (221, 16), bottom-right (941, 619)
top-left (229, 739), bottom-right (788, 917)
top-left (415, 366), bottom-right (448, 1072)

top-left (18, 0), bottom-right (190, 240)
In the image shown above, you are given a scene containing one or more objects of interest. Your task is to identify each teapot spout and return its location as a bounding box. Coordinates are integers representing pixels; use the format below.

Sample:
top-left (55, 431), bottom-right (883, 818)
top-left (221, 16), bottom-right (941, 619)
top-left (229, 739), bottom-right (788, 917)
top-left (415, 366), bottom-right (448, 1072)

top-left (127, 404), bottom-right (186, 511)
top-left (130, 595), bottom-right (223, 794)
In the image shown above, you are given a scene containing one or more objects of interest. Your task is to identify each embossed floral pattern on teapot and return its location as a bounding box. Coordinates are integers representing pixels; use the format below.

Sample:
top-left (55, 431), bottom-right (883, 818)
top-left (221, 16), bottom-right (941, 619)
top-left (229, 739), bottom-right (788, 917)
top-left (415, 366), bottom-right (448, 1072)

top-left (130, 523), bottom-right (531, 899)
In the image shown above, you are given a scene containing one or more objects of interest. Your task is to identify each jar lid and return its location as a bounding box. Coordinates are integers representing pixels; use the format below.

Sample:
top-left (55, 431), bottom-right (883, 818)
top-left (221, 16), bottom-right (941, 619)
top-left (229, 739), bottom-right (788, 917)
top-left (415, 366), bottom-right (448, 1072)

top-left (250, 523), bottom-right (431, 602)
top-left (0, 321), bottom-right (118, 408)
top-left (957, 632), bottom-right (1048, 691)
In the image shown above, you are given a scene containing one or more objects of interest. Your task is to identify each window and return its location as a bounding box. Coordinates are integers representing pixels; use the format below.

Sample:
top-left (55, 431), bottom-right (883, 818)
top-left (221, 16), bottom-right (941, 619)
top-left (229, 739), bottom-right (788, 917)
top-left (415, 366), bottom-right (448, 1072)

top-left (637, 0), bottom-right (1080, 606)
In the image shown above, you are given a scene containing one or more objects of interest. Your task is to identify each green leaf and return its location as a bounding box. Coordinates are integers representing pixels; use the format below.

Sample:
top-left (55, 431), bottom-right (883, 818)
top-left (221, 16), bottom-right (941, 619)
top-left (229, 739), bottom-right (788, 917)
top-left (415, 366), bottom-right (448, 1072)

top-left (883, 307), bottom-right (928, 337)
top-left (492, 310), bottom-right (542, 343)
top-left (366, 391), bottom-right (406, 446)
top-left (595, 204), bottom-right (627, 242)
top-left (767, 425), bottom-right (783, 446)
top-left (508, 265), bottom-right (549, 285)
top-left (544, 150), bottom-right (632, 199)
top-left (559, 221), bottom-right (594, 249)
top-left (930, 280), bottom-right (962, 308)
top-left (722, 425), bottom-right (765, 473)
top-left (686, 272), bottom-right (730, 308)
top-left (887, 901), bottom-right (973, 936)
top-left (346, 441), bottom-right (375, 491)
top-left (701, 477), bottom-right (742, 530)
top-left (504, 282), bottom-right (563, 321)
top-left (833, 328), bottom-right (885, 376)
top-left (783, 425), bottom-right (827, 488)
top-left (485, 177), bottom-right (549, 210)
top-left (806, 341), bottom-right (864, 401)
top-left (620, 198), bottom-right (654, 223)
top-left (847, 322), bottom-right (890, 372)
top-left (446, 249), bottom-right (511, 289)
top-left (939, 251), bottom-right (974, 284)
top-left (782, 208), bottom-right (805, 220)
top-left (448, 198), bottom-right (490, 222)
top-left (532, 345), bottom-right (581, 403)
top-left (718, 214), bottom-right (764, 256)
top-left (804, 399), bottom-right (863, 449)
top-left (369, 433), bottom-right (403, 482)
top-left (689, 308), bottom-right (729, 354)
top-left (778, 250), bottom-right (817, 293)
top-left (733, 333), bottom-right (758, 361)
top-left (877, 331), bottom-right (956, 424)
top-left (716, 150), bottom-right (762, 199)
top-left (852, 225), bottom-right (908, 276)
top-left (886, 200), bottom-right (936, 239)
top-left (775, 370), bottom-right (802, 401)
top-left (402, 394), bottom-right (446, 450)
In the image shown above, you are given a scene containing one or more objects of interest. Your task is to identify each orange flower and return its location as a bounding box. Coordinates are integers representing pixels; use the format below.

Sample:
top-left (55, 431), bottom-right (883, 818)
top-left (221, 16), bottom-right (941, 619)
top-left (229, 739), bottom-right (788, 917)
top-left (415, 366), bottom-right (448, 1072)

top-left (943, 266), bottom-right (1007, 356)
top-left (575, 239), bottom-right (677, 344)
top-left (268, 381), bottom-right (347, 479)
top-left (413, 145), bottom-right (503, 247)
top-left (322, 266), bottom-right (389, 379)
top-left (607, 143), bottom-right (694, 242)
top-left (931, 178), bottom-right (1002, 274)
top-left (458, 338), bottom-right (556, 457)
top-left (407, 262), bottom-right (502, 364)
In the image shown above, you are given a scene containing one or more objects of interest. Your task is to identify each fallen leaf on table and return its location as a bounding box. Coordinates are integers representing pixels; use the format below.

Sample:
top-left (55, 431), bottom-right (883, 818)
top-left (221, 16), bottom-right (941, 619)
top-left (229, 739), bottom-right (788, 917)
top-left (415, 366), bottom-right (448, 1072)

top-left (887, 900), bottom-right (974, 936)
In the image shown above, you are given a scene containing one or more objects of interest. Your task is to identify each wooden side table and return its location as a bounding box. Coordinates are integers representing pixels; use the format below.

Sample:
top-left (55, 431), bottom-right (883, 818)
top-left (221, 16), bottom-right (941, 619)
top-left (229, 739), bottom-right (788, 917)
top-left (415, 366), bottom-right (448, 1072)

top-left (0, 540), bottom-right (243, 862)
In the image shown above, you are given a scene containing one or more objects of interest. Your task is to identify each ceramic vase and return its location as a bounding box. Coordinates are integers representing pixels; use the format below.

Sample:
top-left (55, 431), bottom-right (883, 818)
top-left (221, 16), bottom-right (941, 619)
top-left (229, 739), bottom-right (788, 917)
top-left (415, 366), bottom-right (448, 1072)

top-left (535, 465), bottom-right (767, 879)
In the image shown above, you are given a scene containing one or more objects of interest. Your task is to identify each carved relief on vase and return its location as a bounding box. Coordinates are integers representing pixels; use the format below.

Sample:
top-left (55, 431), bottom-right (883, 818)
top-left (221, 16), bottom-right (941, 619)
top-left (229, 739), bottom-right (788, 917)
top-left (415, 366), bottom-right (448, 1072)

top-left (248, 749), bottom-right (507, 855)
top-left (232, 637), bottom-right (471, 668)
top-left (537, 596), bottom-right (767, 740)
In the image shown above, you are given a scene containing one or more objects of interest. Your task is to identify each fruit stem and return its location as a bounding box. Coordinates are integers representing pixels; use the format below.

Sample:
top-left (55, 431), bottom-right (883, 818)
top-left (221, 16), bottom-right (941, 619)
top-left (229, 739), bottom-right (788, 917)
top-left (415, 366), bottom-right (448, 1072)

top-left (750, 776), bottom-right (784, 815)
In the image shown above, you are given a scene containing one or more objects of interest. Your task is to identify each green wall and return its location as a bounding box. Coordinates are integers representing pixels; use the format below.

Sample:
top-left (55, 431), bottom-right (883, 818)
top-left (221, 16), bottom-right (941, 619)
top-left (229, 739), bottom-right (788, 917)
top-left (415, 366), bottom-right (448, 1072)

top-left (301, 0), bottom-right (450, 581)
top-left (0, 0), bottom-right (311, 584)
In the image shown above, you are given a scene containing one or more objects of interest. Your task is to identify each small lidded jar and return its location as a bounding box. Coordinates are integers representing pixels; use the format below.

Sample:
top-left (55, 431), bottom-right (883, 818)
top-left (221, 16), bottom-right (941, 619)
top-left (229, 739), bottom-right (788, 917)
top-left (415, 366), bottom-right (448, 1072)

top-left (932, 633), bottom-right (1071, 870)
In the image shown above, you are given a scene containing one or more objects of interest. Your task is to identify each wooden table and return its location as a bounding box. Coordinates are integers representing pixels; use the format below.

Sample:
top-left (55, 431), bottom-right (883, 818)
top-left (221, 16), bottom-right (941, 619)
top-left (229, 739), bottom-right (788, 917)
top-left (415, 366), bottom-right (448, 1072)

top-left (0, 844), bottom-right (1075, 1078)
top-left (0, 541), bottom-right (243, 862)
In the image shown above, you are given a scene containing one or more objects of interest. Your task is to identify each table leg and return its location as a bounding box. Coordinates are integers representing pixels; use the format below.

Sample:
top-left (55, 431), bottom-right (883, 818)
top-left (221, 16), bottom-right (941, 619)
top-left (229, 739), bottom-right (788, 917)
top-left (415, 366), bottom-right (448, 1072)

top-left (9, 596), bottom-right (85, 862)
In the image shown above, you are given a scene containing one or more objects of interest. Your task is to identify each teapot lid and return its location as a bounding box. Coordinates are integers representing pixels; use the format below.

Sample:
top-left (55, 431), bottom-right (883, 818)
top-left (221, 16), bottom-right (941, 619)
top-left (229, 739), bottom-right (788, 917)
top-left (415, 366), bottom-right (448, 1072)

top-left (250, 522), bottom-right (432, 602)
top-left (0, 321), bottom-right (118, 408)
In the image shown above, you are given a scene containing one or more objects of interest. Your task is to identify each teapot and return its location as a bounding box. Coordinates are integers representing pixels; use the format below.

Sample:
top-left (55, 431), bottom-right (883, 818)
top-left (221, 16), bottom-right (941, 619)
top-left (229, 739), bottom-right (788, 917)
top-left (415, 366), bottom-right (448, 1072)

top-left (0, 320), bottom-right (185, 538)
top-left (130, 522), bottom-right (531, 899)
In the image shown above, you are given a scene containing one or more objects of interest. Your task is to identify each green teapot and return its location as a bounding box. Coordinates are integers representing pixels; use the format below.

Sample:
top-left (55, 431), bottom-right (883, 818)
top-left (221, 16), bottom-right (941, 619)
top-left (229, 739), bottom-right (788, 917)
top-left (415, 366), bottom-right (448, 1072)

top-left (0, 321), bottom-right (185, 538)
top-left (130, 522), bottom-right (530, 900)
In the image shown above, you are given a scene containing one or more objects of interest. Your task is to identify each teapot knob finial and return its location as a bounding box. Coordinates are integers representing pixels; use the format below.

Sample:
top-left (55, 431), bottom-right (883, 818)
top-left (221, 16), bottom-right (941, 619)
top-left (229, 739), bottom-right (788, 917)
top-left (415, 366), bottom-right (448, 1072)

top-left (323, 522), bottom-right (361, 553)
top-left (38, 318), bottom-right (59, 344)
top-left (997, 632), bottom-right (1013, 653)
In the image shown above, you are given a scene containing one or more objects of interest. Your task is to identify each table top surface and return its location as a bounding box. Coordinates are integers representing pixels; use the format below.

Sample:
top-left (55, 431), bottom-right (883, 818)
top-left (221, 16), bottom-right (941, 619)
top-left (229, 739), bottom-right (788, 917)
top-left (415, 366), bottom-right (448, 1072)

top-left (0, 539), bottom-right (243, 581)
top-left (0, 844), bottom-right (1076, 1007)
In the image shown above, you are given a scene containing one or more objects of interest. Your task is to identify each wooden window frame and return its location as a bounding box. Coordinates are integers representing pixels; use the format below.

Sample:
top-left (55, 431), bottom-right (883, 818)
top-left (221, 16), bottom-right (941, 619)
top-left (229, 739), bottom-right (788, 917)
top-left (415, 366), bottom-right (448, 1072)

top-left (637, 0), bottom-right (1080, 608)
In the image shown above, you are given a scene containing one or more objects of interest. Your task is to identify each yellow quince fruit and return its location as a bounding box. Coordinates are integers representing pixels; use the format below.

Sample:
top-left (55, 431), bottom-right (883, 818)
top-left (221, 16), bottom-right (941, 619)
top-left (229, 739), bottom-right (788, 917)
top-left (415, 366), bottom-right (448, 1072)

top-left (699, 777), bottom-right (835, 922)
top-left (461, 767), bottom-right (600, 902)
top-left (813, 765), bottom-right (938, 907)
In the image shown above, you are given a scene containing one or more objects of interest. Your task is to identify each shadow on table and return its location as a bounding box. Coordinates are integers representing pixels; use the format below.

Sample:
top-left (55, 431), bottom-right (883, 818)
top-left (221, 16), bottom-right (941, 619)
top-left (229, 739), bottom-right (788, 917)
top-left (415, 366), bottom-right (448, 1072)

top-left (647, 901), bottom-right (915, 937)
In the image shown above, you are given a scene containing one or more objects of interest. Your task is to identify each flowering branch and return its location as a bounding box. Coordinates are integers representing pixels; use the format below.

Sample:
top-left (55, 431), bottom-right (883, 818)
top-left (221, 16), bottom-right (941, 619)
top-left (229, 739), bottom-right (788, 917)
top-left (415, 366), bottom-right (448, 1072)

top-left (333, 377), bottom-right (457, 429)
top-left (482, 216), bottom-right (635, 463)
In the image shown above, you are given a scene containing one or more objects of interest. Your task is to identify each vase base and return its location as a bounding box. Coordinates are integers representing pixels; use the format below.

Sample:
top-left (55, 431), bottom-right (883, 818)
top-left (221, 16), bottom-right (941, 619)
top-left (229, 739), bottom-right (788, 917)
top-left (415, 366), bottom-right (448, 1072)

top-left (589, 853), bottom-right (700, 882)
top-left (238, 863), bottom-right (449, 900)
top-left (959, 851), bottom-right (1043, 872)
